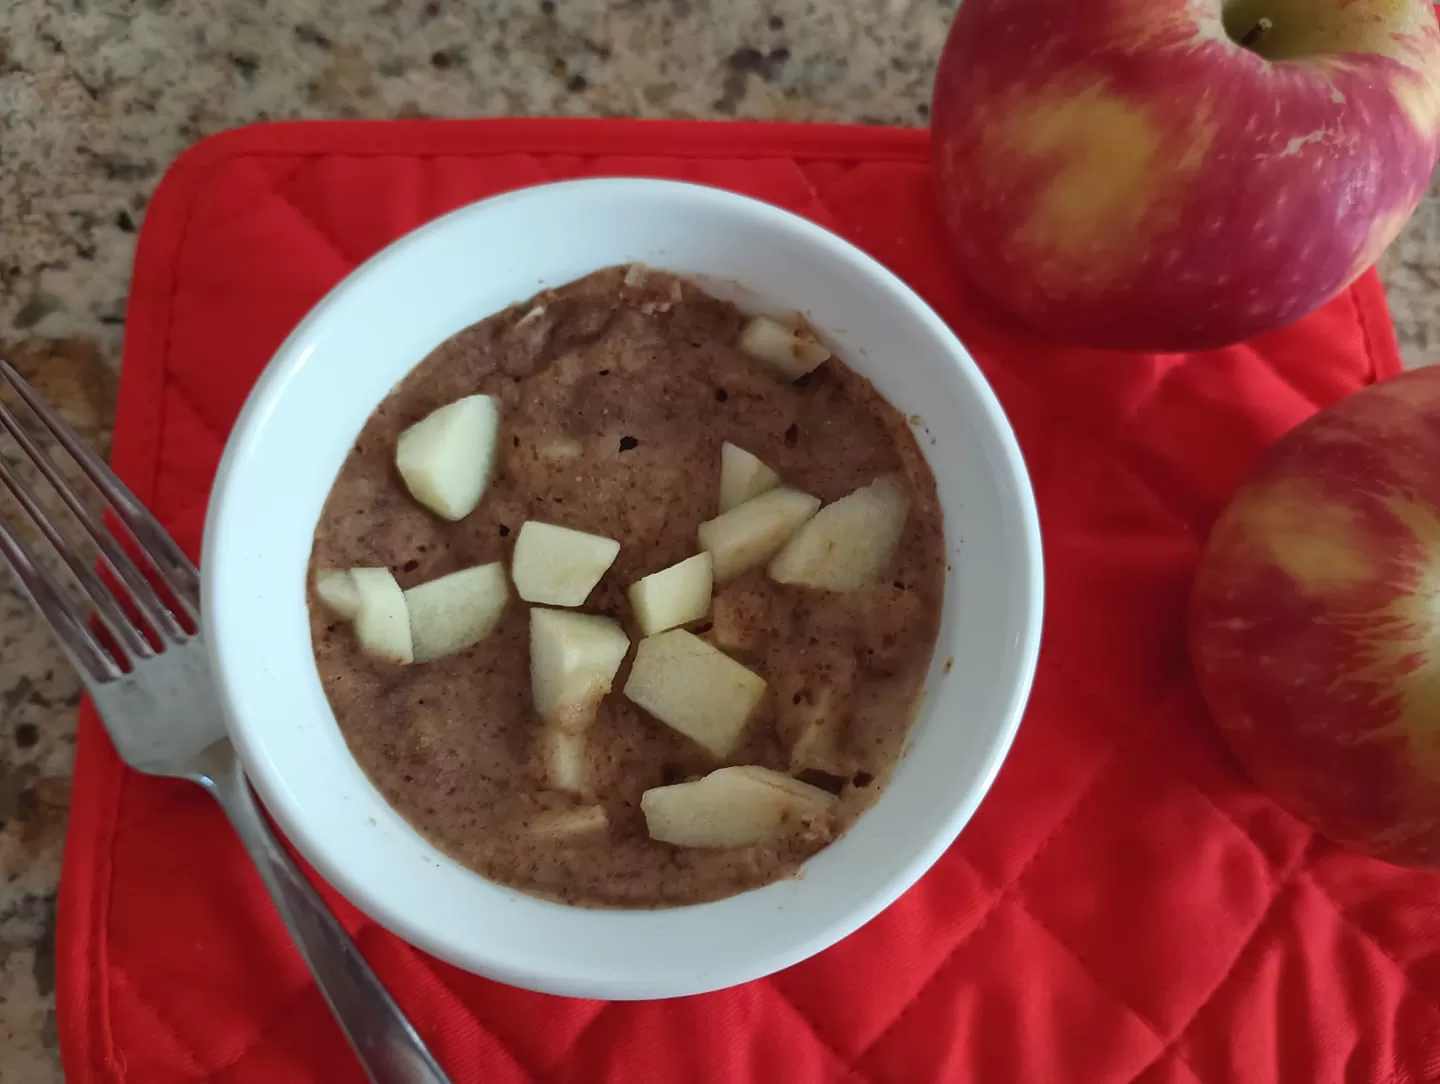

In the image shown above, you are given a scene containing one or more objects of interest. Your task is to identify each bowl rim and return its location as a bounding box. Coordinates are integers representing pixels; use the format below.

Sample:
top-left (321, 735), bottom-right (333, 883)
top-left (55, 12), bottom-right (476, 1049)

top-left (201, 176), bottom-right (1044, 998)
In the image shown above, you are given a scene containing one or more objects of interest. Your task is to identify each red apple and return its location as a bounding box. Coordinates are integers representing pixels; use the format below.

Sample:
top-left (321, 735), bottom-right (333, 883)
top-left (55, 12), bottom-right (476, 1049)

top-left (1190, 367), bottom-right (1440, 867)
top-left (931, 0), bottom-right (1440, 351)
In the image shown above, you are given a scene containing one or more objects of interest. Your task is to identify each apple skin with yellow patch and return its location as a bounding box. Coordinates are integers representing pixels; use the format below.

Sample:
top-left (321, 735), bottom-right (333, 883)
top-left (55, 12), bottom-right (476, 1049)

top-left (932, 0), bottom-right (1440, 351)
top-left (1190, 368), bottom-right (1440, 867)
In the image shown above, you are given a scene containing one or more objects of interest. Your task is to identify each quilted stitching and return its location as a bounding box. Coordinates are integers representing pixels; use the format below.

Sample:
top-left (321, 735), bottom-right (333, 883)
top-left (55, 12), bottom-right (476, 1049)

top-left (767, 831), bottom-right (1000, 1058)
top-left (760, 985), bottom-right (870, 1084)
top-left (855, 750), bottom-right (1128, 1069)
top-left (202, 985), bottom-right (329, 1083)
top-left (866, 898), bottom-right (1168, 1082)
top-left (55, 121), bottom-right (1440, 1084)
top-left (109, 967), bottom-right (209, 1079)
top-left (1306, 854), bottom-right (1440, 1005)
top-left (1125, 871), bottom-right (1307, 1084)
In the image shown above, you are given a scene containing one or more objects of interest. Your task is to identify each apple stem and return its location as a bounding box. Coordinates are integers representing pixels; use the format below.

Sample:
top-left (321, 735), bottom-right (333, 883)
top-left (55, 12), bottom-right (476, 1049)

top-left (1240, 16), bottom-right (1273, 49)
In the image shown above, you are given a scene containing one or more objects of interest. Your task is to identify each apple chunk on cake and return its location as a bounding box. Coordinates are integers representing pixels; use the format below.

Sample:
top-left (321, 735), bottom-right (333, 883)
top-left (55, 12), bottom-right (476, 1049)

top-left (698, 487), bottom-right (820, 582)
top-left (718, 442), bottom-right (781, 513)
top-left (347, 568), bottom-right (413, 665)
top-left (530, 608), bottom-right (630, 794)
top-left (394, 394), bottom-right (500, 521)
top-left (769, 474), bottom-right (910, 592)
top-left (623, 629), bottom-right (766, 758)
top-left (314, 568), bottom-right (363, 620)
top-left (738, 315), bottom-right (832, 380)
top-left (628, 552), bottom-right (713, 636)
top-left (641, 766), bottom-right (836, 847)
top-left (402, 562), bottom-right (509, 663)
top-left (512, 521), bottom-right (621, 607)
top-left (529, 805), bottom-right (609, 842)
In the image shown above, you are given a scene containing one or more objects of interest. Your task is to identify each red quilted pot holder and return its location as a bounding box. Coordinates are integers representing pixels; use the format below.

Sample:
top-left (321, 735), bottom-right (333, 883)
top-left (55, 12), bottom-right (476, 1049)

top-left (57, 120), bottom-right (1440, 1083)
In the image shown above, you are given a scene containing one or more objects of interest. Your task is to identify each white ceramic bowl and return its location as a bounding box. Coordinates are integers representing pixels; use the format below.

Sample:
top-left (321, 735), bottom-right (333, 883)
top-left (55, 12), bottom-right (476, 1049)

top-left (202, 178), bottom-right (1043, 1000)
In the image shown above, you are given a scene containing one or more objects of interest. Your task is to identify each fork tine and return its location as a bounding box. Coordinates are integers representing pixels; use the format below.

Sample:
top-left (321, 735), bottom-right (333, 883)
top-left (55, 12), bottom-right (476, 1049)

top-left (0, 504), bottom-right (124, 683)
top-left (0, 451), bottom-right (155, 660)
top-left (0, 360), bottom-right (200, 616)
top-left (0, 384), bottom-right (189, 644)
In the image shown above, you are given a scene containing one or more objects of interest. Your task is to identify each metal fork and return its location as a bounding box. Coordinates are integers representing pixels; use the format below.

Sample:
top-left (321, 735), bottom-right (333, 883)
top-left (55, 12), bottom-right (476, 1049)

top-left (0, 360), bottom-right (451, 1084)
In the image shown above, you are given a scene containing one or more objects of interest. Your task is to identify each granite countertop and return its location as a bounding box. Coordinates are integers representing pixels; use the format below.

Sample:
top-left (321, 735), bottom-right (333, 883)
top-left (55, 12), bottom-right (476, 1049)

top-left (1, 1), bottom-right (1437, 1077)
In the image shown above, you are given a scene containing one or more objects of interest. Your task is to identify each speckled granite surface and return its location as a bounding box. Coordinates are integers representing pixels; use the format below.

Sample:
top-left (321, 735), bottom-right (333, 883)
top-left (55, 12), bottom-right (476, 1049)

top-left (0, 1), bottom-right (1436, 1078)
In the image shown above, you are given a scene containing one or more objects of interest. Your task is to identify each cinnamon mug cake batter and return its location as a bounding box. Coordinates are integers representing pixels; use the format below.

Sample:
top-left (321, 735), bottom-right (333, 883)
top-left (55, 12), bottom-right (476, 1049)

top-left (308, 266), bottom-right (945, 907)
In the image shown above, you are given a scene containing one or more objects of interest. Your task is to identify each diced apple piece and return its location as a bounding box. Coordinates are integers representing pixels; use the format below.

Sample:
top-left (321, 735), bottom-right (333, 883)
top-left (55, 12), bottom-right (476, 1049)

top-left (531, 609), bottom-right (629, 795)
top-left (698, 487), bottom-right (820, 582)
top-left (537, 436), bottom-right (582, 463)
top-left (395, 394), bottom-right (500, 521)
top-left (739, 315), bottom-right (832, 380)
top-left (628, 553), bottom-right (714, 636)
top-left (530, 609), bottom-right (630, 729)
top-left (539, 725), bottom-right (588, 794)
top-left (641, 765), bottom-right (836, 847)
top-left (788, 717), bottom-right (853, 777)
top-left (314, 569), bottom-right (361, 619)
top-left (769, 474), bottom-right (910, 592)
top-left (623, 629), bottom-right (766, 757)
top-left (512, 521), bottom-right (621, 606)
top-left (775, 654), bottom-right (857, 776)
top-left (719, 442), bottom-right (781, 513)
top-left (515, 304), bottom-right (547, 328)
top-left (510, 306), bottom-right (554, 356)
top-left (530, 805), bottom-right (609, 841)
top-left (403, 562), bottom-right (509, 663)
top-left (350, 568), bottom-right (413, 665)
top-left (783, 685), bottom-right (846, 777)
top-left (848, 673), bottom-right (924, 776)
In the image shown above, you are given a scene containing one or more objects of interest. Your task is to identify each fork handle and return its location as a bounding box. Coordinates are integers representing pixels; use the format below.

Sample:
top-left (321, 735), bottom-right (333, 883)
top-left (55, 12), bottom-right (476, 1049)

top-left (202, 749), bottom-right (452, 1084)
